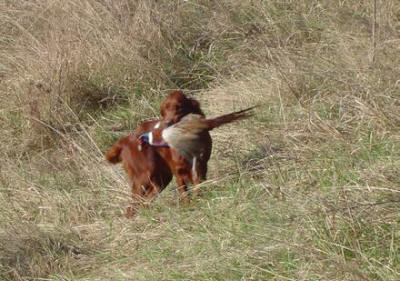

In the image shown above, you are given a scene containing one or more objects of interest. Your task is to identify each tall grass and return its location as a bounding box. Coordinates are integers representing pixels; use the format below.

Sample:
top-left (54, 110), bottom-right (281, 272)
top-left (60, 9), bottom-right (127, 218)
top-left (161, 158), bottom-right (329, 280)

top-left (1, 0), bottom-right (399, 280)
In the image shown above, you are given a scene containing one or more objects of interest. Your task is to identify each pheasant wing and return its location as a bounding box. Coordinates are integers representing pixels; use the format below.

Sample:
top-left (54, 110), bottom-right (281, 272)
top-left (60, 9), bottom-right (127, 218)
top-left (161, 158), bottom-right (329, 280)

top-left (162, 116), bottom-right (206, 161)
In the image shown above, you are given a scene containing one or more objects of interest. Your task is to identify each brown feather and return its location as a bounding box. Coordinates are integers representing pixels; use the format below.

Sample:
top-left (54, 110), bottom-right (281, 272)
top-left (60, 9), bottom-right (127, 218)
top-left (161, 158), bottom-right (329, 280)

top-left (162, 106), bottom-right (256, 161)
top-left (203, 106), bottom-right (256, 130)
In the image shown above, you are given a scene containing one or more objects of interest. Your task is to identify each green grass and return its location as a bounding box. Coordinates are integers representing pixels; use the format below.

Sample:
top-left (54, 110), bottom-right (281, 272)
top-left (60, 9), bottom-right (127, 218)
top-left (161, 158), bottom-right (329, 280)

top-left (1, 0), bottom-right (400, 280)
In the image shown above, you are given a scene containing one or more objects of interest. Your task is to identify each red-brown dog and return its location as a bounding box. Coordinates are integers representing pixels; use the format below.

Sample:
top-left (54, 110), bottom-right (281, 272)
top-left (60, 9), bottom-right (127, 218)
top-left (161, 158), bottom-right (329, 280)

top-left (106, 91), bottom-right (209, 216)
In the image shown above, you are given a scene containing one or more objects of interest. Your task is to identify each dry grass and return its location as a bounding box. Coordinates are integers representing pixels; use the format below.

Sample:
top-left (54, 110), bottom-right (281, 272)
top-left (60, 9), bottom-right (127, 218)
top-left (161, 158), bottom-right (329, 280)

top-left (1, 0), bottom-right (400, 280)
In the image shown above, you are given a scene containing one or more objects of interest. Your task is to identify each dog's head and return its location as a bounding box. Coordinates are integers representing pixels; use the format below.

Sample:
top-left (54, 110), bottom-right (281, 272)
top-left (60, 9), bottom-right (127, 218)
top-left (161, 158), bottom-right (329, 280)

top-left (160, 91), bottom-right (204, 125)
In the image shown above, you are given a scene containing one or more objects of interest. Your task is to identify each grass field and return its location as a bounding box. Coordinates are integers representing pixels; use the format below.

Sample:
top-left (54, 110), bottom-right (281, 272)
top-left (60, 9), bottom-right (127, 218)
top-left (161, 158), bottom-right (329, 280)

top-left (1, 1), bottom-right (399, 280)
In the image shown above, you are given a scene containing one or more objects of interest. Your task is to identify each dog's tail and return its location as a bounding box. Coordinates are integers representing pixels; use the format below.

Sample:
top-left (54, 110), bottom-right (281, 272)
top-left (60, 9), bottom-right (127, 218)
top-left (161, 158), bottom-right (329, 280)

top-left (205, 106), bottom-right (257, 130)
top-left (105, 140), bottom-right (124, 164)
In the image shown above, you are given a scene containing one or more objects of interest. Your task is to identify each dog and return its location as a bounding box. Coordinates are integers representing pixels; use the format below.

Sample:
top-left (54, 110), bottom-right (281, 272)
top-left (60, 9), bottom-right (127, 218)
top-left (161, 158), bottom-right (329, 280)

top-left (106, 91), bottom-right (209, 216)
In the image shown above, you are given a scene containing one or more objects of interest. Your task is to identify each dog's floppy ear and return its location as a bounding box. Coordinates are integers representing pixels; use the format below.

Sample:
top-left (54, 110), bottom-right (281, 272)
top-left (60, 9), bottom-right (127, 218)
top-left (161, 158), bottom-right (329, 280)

top-left (188, 98), bottom-right (200, 111)
top-left (160, 105), bottom-right (166, 118)
top-left (184, 97), bottom-right (204, 116)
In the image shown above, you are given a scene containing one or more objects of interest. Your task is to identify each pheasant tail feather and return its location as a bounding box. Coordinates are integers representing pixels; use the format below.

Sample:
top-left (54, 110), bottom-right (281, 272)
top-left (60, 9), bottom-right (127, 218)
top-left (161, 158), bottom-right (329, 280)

top-left (205, 106), bottom-right (257, 130)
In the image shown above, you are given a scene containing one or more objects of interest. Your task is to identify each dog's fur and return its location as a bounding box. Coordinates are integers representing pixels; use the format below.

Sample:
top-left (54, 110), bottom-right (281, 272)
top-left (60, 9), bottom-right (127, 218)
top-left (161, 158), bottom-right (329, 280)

top-left (106, 120), bottom-right (172, 217)
top-left (158, 91), bottom-right (212, 198)
top-left (106, 91), bottom-right (211, 217)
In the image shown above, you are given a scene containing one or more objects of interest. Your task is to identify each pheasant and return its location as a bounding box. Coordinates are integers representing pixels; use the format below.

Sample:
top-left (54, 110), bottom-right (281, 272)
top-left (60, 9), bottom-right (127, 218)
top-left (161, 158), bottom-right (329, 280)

top-left (138, 106), bottom-right (256, 164)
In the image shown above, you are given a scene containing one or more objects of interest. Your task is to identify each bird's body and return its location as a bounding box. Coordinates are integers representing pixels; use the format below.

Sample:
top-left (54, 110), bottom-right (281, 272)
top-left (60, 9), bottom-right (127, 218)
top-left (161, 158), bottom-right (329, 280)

top-left (161, 113), bottom-right (208, 162)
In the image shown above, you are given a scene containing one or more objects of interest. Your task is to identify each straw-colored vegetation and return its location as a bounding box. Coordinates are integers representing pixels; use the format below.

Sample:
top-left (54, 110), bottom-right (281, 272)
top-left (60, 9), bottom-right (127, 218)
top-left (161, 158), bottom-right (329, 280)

top-left (1, 1), bottom-right (399, 280)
